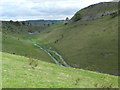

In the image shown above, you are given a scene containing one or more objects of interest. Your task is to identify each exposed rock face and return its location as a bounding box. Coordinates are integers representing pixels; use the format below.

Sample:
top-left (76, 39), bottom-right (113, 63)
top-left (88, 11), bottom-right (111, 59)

top-left (69, 2), bottom-right (118, 23)
top-left (81, 11), bottom-right (118, 21)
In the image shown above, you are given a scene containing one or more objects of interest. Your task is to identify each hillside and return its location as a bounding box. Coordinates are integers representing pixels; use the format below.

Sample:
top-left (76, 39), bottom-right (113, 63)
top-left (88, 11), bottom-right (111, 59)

top-left (33, 2), bottom-right (119, 75)
top-left (1, 1), bottom-right (119, 88)
top-left (2, 21), bottom-right (54, 63)
top-left (24, 20), bottom-right (63, 23)
top-left (71, 2), bottom-right (118, 22)
top-left (2, 21), bottom-right (51, 34)
top-left (2, 52), bottom-right (118, 88)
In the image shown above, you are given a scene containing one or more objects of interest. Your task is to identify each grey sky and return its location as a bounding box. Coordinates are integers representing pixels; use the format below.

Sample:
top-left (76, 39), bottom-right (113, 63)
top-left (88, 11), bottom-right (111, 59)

top-left (0, 0), bottom-right (113, 21)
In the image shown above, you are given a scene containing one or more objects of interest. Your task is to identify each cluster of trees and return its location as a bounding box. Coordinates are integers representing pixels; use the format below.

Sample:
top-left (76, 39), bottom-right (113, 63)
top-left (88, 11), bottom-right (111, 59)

top-left (74, 12), bottom-right (82, 21)
top-left (9, 20), bottom-right (30, 26)
top-left (64, 17), bottom-right (69, 25)
top-left (64, 13), bottom-right (82, 24)
top-left (10, 20), bottom-right (21, 26)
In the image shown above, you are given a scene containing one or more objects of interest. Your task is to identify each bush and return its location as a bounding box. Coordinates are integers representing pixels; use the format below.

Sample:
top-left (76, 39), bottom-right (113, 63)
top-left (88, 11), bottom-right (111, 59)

top-left (15, 21), bottom-right (20, 26)
top-left (10, 20), bottom-right (13, 23)
top-left (74, 12), bottom-right (82, 21)
top-left (22, 22), bottom-right (25, 25)
top-left (66, 17), bottom-right (69, 21)
top-left (29, 58), bottom-right (38, 69)
top-left (110, 12), bottom-right (118, 18)
top-left (64, 23), bottom-right (68, 25)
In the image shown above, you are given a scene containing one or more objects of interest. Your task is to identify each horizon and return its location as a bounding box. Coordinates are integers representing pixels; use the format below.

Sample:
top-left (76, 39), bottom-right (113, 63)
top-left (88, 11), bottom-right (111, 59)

top-left (0, 0), bottom-right (117, 21)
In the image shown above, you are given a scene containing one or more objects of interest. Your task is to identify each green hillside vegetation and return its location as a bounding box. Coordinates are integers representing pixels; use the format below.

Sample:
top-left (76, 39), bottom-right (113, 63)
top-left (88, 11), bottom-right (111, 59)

top-left (1, 2), bottom-right (119, 88)
top-left (2, 21), bottom-right (51, 34)
top-left (0, 31), bottom-right (1, 90)
top-left (2, 2), bottom-right (119, 75)
top-left (2, 21), bottom-right (54, 63)
top-left (33, 6), bottom-right (118, 75)
top-left (2, 52), bottom-right (118, 88)
top-left (71, 2), bottom-right (118, 22)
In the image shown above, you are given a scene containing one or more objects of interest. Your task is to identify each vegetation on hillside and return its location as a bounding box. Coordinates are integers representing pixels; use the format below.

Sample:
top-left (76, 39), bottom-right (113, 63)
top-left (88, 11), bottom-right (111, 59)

top-left (71, 2), bottom-right (118, 22)
top-left (2, 21), bottom-right (50, 34)
top-left (35, 12), bottom-right (118, 75)
top-left (1, 2), bottom-right (119, 88)
top-left (2, 52), bottom-right (118, 88)
top-left (2, 21), bottom-right (54, 63)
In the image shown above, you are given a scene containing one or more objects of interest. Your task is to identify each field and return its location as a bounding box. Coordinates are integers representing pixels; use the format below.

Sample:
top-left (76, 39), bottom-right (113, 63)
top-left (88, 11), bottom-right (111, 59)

top-left (2, 52), bottom-right (118, 88)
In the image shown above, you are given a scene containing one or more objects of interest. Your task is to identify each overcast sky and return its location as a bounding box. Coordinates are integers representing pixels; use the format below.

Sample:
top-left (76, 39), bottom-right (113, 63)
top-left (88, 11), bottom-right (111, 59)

top-left (0, 0), bottom-right (114, 21)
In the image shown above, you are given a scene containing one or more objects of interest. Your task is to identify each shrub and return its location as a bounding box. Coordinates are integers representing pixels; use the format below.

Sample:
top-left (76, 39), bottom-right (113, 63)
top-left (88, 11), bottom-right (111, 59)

top-left (110, 12), bottom-right (118, 18)
top-left (75, 78), bottom-right (81, 85)
top-left (64, 23), bottom-right (68, 25)
top-left (10, 20), bottom-right (13, 23)
top-left (15, 21), bottom-right (20, 26)
top-left (66, 17), bottom-right (69, 21)
top-left (29, 58), bottom-right (38, 69)
top-left (22, 22), bottom-right (25, 25)
top-left (74, 12), bottom-right (82, 21)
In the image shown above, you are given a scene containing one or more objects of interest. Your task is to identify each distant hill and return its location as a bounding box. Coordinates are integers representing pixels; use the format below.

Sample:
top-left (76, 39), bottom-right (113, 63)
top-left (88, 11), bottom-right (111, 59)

top-left (2, 21), bottom-right (51, 33)
top-left (24, 20), bottom-right (64, 23)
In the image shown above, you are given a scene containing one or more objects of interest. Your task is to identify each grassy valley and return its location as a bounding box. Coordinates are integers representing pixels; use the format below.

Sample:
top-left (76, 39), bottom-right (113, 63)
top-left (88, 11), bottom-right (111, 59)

top-left (1, 1), bottom-right (119, 88)
top-left (33, 3), bottom-right (119, 75)
top-left (2, 21), bottom-right (54, 63)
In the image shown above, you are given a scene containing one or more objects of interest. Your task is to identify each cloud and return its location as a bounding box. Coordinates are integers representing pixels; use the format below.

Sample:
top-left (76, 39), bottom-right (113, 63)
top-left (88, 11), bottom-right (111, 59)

top-left (111, 0), bottom-right (120, 2)
top-left (0, 0), bottom-right (112, 21)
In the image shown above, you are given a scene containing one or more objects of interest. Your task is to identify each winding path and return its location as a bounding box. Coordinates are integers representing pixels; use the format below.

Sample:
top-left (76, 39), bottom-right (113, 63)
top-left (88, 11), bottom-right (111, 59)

top-left (34, 43), bottom-right (71, 67)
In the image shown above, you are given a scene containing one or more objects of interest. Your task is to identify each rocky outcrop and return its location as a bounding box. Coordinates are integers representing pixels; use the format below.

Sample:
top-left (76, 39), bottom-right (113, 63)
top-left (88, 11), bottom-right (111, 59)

top-left (81, 10), bottom-right (118, 21)
top-left (69, 2), bottom-right (119, 23)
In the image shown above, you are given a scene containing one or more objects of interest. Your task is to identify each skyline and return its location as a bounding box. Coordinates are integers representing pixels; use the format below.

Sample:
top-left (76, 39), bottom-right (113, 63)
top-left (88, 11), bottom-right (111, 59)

top-left (0, 0), bottom-right (116, 21)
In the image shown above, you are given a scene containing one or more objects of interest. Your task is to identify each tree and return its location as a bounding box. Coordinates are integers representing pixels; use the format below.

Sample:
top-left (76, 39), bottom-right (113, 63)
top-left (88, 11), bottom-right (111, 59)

top-left (66, 17), bottom-right (69, 21)
top-left (10, 20), bottom-right (13, 23)
top-left (15, 21), bottom-right (20, 25)
top-left (64, 23), bottom-right (68, 25)
top-left (22, 22), bottom-right (25, 25)
top-left (48, 24), bottom-right (50, 27)
top-left (74, 12), bottom-right (82, 21)
top-left (64, 17), bottom-right (69, 25)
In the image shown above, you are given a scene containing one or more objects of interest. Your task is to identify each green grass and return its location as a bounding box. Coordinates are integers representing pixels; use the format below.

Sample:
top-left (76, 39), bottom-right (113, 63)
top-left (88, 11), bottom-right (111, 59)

top-left (2, 20), bottom-right (56, 64)
top-left (2, 5), bottom-right (118, 75)
top-left (2, 33), bottom-right (53, 63)
top-left (34, 15), bottom-right (118, 75)
top-left (2, 52), bottom-right (118, 88)
top-left (0, 51), bottom-right (1, 89)
top-left (1, 2), bottom-right (119, 88)
top-left (0, 52), bottom-right (1, 90)
top-left (71, 2), bottom-right (118, 22)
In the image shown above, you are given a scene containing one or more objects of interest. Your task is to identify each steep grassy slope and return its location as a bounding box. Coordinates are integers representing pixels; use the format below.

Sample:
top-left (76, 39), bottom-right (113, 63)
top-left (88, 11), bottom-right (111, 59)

top-left (2, 21), bottom-right (49, 33)
top-left (2, 34), bottom-right (53, 63)
top-left (71, 2), bottom-right (118, 22)
top-left (2, 52), bottom-right (118, 88)
top-left (35, 13), bottom-right (118, 75)
top-left (2, 21), bottom-right (54, 63)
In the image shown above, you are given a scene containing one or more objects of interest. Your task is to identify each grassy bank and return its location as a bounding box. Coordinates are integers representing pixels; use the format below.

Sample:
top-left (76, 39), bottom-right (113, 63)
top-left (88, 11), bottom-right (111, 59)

top-left (2, 52), bottom-right (118, 88)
